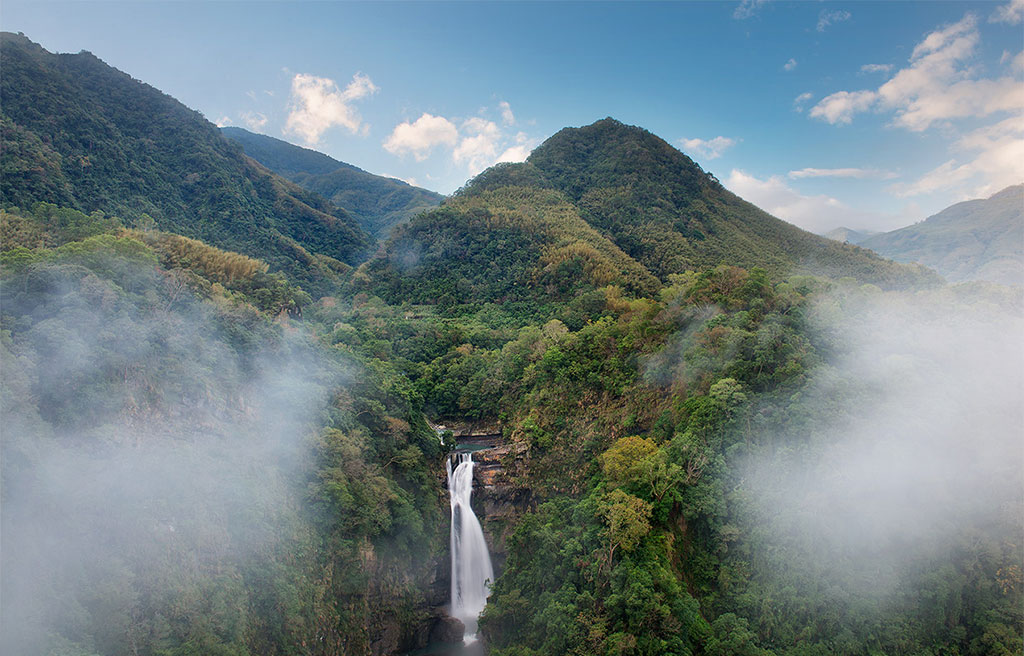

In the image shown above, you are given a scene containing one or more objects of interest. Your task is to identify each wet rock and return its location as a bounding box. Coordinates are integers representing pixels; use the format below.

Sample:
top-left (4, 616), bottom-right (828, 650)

top-left (429, 614), bottom-right (466, 644)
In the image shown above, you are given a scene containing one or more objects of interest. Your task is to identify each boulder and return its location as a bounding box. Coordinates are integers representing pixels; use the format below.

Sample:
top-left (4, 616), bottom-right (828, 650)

top-left (429, 614), bottom-right (466, 644)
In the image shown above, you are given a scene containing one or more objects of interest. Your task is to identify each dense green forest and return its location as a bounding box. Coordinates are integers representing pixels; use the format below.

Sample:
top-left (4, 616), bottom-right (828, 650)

top-left (0, 33), bottom-right (372, 295)
top-left (1, 32), bottom-right (1020, 656)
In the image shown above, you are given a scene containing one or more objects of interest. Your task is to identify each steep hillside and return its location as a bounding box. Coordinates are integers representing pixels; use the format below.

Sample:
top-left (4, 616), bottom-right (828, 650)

top-left (516, 118), bottom-right (933, 285)
top-left (222, 127), bottom-right (444, 238)
top-left (362, 119), bottom-right (938, 309)
top-left (0, 33), bottom-right (372, 293)
top-left (860, 184), bottom-right (1023, 286)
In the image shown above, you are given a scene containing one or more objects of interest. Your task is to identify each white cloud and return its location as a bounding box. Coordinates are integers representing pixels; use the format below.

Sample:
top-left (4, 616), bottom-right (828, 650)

top-left (241, 111), bottom-right (268, 132)
top-left (679, 136), bottom-right (738, 160)
top-left (284, 72), bottom-right (378, 144)
top-left (499, 100), bottom-right (516, 126)
top-left (383, 103), bottom-right (539, 175)
top-left (382, 113), bottom-right (459, 161)
top-left (733, 0), bottom-right (768, 20)
top-left (784, 58), bottom-right (797, 71)
top-left (810, 14), bottom-right (1024, 131)
top-left (860, 63), bottom-right (893, 74)
top-left (789, 167), bottom-right (897, 180)
top-left (496, 132), bottom-right (538, 165)
top-left (817, 9), bottom-right (852, 32)
top-left (990, 0), bottom-right (1024, 24)
top-left (793, 92), bottom-right (814, 112)
top-left (725, 169), bottom-right (872, 233)
top-left (888, 116), bottom-right (1024, 199)
top-left (215, 115), bottom-right (232, 127)
top-left (453, 117), bottom-right (503, 174)
top-left (809, 90), bottom-right (878, 124)
top-left (1012, 50), bottom-right (1024, 72)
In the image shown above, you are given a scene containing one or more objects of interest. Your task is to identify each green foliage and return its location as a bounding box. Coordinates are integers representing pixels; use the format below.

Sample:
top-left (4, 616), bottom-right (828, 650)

top-left (0, 34), bottom-right (372, 295)
top-left (222, 126), bottom-right (444, 239)
top-left (0, 225), bottom-right (444, 656)
top-left (456, 118), bottom-right (941, 288)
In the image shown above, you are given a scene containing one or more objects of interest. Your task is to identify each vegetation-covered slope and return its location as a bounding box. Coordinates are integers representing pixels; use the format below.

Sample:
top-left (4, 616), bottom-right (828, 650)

top-left (0, 203), bottom-right (447, 656)
top-left (222, 127), bottom-right (444, 239)
top-left (478, 118), bottom-right (936, 287)
top-left (0, 33), bottom-right (373, 293)
top-left (860, 184), bottom-right (1023, 286)
top-left (360, 186), bottom-right (661, 317)
top-left (359, 118), bottom-right (938, 314)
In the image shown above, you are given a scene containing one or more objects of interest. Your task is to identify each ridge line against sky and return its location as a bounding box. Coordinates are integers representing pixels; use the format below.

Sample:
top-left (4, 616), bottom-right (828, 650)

top-left (3, 0), bottom-right (1022, 233)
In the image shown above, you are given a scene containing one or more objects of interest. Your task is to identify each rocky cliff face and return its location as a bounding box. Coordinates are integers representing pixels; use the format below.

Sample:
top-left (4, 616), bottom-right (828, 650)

top-left (472, 442), bottom-right (530, 575)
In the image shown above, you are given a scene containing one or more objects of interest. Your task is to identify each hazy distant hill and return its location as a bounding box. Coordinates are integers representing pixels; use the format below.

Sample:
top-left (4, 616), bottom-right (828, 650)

top-left (222, 127), bottom-right (444, 239)
top-left (823, 227), bottom-right (878, 245)
top-left (363, 118), bottom-right (938, 306)
top-left (0, 33), bottom-right (372, 292)
top-left (860, 185), bottom-right (1023, 286)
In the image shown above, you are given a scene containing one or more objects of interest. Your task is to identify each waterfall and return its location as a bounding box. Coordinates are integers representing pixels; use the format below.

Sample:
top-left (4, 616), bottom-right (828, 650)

top-left (447, 452), bottom-right (494, 644)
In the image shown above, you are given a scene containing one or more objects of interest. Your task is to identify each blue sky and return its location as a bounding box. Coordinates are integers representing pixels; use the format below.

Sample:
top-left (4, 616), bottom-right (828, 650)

top-left (4, 1), bottom-right (1022, 233)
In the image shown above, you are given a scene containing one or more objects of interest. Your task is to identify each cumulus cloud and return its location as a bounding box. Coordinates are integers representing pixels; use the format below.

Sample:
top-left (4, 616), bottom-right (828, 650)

top-left (733, 0), bottom-right (768, 20)
top-left (215, 115), bottom-right (233, 127)
top-left (809, 90), bottom-right (878, 124)
top-left (807, 13), bottom-right (1024, 205)
top-left (817, 9), bottom-right (851, 32)
top-left (384, 103), bottom-right (538, 175)
top-left (241, 111), bottom-right (268, 132)
top-left (793, 92), bottom-right (814, 112)
top-left (990, 0), bottom-right (1024, 24)
top-left (382, 113), bottom-right (459, 161)
top-left (860, 63), bottom-right (893, 74)
top-left (679, 136), bottom-right (738, 160)
top-left (811, 14), bottom-right (1024, 131)
top-left (789, 167), bottom-right (897, 180)
top-left (453, 117), bottom-right (503, 174)
top-left (499, 100), bottom-right (516, 126)
top-left (284, 72), bottom-right (378, 144)
top-left (888, 115), bottom-right (1024, 198)
top-left (784, 58), bottom-right (797, 71)
top-left (496, 132), bottom-right (537, 165)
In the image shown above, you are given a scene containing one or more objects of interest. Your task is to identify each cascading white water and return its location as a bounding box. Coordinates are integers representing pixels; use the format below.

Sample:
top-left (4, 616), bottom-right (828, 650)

top-left (447, 452), bottom-right (494, 644)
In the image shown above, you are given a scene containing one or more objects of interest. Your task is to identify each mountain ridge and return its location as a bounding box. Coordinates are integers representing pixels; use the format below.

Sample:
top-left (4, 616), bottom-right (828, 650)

top-left (860, 184), bottom-right (1023, 286)
top-left (362, 117), bottom-right (940, 306)
top-left (0, 32), bottom-right (373, 293)
top-left (222, 126), bottom-right (444, 239)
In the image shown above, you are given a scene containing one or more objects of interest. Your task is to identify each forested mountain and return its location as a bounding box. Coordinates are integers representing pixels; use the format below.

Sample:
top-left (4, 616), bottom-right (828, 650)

top-left (0, 33), bottom-right (372, 293)
top-left (860, 184), bottom-right (1023, 286)
top-left (361, 118), bottom-right (938, 311)
top-left (495, 119), bottom-right (932, 285)
top-left (222, 127), bottom-right (444, 238)
top-left (2, 31), bottom-right (1020, 656)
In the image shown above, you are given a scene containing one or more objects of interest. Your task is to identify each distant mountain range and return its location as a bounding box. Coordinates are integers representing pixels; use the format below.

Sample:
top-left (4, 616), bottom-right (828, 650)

top-left (823, 227), bottom-right (879, 245)
top-left (221, 127), bottom-right (444, 239)
top-left (0, 33), bottom-right (941, 299)
top-left (825, 185), bottom-right (1023, 286)
top-left (0, 33), bottom-right (371, 292)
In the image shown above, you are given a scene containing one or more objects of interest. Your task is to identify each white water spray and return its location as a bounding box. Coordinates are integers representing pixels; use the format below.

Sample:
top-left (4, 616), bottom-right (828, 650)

top-left (447, 452), bottom-right (494, 643)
